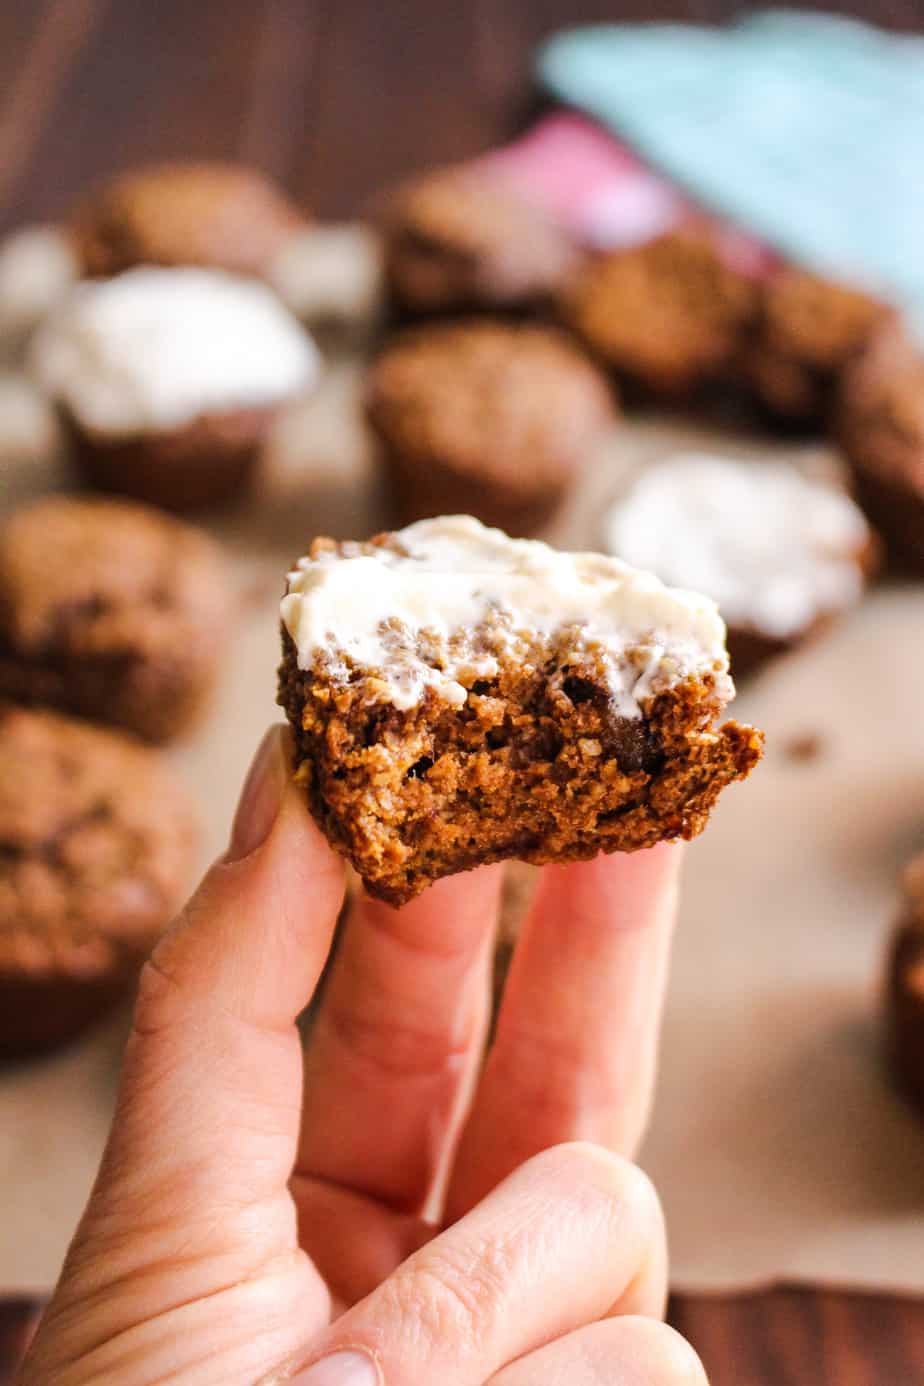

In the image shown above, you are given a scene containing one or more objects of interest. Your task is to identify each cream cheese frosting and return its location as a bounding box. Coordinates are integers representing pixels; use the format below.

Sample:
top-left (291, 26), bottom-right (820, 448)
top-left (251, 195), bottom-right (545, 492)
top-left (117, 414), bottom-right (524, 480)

top-left (31, 267), bottom-right (319, 435)
top-left (605, 454), bottom-right (870, 639)
top-left (281, 514), bottom-right (730, 715)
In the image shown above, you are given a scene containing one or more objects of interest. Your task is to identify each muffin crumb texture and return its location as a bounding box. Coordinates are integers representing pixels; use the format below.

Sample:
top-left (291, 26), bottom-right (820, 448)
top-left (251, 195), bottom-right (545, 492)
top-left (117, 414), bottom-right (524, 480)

top-left (278, 516), bottom-right (762, 904)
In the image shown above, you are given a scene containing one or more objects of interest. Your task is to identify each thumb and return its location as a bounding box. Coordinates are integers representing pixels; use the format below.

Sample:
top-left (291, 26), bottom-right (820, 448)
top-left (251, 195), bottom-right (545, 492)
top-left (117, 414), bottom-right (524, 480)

top-left (61, 724), bottom-right (345, 1295)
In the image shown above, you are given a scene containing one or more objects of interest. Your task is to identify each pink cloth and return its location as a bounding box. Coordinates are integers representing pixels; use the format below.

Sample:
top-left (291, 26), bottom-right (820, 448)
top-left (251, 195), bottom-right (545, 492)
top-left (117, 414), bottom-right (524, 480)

top-left (476, 112), bottom-right (775, 277)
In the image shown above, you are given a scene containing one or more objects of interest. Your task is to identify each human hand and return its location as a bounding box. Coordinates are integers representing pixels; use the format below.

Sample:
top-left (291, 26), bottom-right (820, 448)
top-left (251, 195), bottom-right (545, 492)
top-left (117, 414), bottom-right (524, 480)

top-left (18, 725), bottom-right (704, 1386)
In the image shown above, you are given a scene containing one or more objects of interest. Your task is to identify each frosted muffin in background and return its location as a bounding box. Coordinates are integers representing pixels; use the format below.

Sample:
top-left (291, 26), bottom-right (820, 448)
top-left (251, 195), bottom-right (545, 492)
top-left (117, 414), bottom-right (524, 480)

top-left (605, 452), bottom-right (876, 678)
top-left (0, 226), bottom-right (79, 362)
top-left (31, 267), bottom-right (320, 511)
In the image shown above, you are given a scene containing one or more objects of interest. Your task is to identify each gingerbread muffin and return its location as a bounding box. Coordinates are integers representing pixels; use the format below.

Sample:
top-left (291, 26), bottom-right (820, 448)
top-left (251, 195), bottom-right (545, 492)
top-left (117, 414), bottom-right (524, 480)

top-left (278, 516), bottom-right (762, 905)
top-left (836, 328), bottom-right (924, 573)
top-left (71, 161), bottom-right (304, 279)
top-left (744, 267), bottom-right (894, 427)
top-left (885, 853), bottom-right (924, 1115)
top-left (0, 705), bottom-right (197, 1059)
top-left (560, 227), bottom-right (757, 400)
top-left (366, 321), bottom-right (616, 536)
top-left (0, 496), bottom-right (229, 743)
top-left (383, 167), bottom-right (575, 319)
top-left (605, 453), bottom-right (875, 679)
top-left (31, 268), bottom-right (319, 511)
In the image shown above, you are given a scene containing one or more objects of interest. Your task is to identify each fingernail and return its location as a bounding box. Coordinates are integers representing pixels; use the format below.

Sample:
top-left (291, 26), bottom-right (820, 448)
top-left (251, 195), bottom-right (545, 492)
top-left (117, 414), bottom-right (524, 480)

top-left (290, 1349), bottom-right (381, 1385)
top-left (226, 726), bottom-right (288, 862)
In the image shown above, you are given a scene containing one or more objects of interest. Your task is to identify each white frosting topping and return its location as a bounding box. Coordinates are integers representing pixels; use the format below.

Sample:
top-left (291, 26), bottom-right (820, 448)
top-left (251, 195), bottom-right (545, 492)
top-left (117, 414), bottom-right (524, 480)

top-left (281, 514), bottom-right (730, 715)
top-left (605, 454), bottom-right (870, 639)
top-left (268, 224), bottom-right (383, 325)
top-left (31, 267), bottom-right (319, 435)
top-left (0, 226), bottom-right (78, 348)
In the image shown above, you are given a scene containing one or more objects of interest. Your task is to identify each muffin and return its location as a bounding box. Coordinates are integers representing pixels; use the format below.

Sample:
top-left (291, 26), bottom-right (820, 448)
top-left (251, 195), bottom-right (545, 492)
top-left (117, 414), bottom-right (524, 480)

top-left (278, 515), bottom-right (762, 905)
top-left (560, 227), bottom-right (758, 400)
top-left (0, 225), bottom-right (78, 361)
top-left (885, 853), bottom-right (924, 1115)
top-left (0, 496), bottom-right (229, 742)
top-left (71, 161), bottom-right (304, 279)
top-left (365, 321), bottom-right (617, 535)
top-left (744, 267), bottom-right (894, 427)
top-left (836, 328), bottom-right (924, 573)
top-left (0, 705), bottom-right (197, 1059)
top-left (31, 267), bottom-right (319, 511)
top-left (604, 453), bottom-right (875, 678)
top-left (382, 166), bottom-right (576, 319)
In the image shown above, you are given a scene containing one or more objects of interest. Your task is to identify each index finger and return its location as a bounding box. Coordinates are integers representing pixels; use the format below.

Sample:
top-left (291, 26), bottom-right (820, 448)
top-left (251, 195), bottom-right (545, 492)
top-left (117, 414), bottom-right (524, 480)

top-left (445, 843), bottom-right (682, 1221)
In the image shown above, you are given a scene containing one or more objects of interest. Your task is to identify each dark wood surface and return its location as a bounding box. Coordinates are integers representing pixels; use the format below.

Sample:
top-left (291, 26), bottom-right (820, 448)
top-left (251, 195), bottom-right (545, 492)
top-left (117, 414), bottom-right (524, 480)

top-left (1, 2), bottom-right (922, 1382)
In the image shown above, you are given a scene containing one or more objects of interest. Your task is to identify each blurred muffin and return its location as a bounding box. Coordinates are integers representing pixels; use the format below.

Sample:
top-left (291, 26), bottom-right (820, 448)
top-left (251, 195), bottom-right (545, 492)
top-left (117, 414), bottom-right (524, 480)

top-left (836, 328), bottom-right (924, 573)
top-left (32, 267), bottom-right (319, 511)
top-left (0, 496), bottom-right (229, 743)
top-left (561, 227), bottom-right (757, 400)
top-left (268, 223), bottom-right (384, 344)
top-left (365, 321), bottom-right (617, 535)
top-left (71, 161), bottom-right (304, 279)
top-left (0, 226), bottom-right (78, 361)
top-left (744, 267), bottom-right (894, 427)
top-left (604, 453), bottom-right (875, 678)
top-left (383, 167), bottom-right (575, 319)
top-left (885, 853), bottom-right (924, 1115)
top-left (0, 704), bottom-right (196, 1059)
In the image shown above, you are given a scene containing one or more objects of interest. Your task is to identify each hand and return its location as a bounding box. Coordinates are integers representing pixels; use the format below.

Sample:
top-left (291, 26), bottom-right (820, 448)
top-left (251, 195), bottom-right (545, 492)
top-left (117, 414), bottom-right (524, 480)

top-left (18, 726), bottom-right (703, 1386)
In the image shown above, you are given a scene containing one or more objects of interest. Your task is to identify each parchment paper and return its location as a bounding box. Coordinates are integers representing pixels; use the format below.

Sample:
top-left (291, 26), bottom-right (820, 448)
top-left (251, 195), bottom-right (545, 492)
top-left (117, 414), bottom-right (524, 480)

top-left (1, 361), bottom-right (923, 1295)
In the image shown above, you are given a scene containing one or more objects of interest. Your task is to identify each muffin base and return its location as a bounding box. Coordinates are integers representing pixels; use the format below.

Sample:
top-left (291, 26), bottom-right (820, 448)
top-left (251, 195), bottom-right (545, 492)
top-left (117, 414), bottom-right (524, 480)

top-left (0, 968), bottom-right (135, 1062)
top-left (886, 918), bottom-right (924, 1115)
top-left (65, 405), bottom-right (274, 512)
top-left (279, 630), bottom-right (762, 906)
top-left (849, 467), bottom-right (924, 576)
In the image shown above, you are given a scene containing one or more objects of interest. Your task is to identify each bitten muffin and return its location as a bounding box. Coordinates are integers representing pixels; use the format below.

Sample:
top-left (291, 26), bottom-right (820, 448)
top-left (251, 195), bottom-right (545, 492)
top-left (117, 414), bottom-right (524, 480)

top-left (365, 321), bottom-right (617, 536)
top-left (278, 515), bottom-right (763, 905)
top-left (885, 853), bottom-right (924, 1116)
top-left (605, 453), bottom-right (875, 679)
top-left (743, 267), bottom-right (894, 427)
top-left (0, 496), bottom-right (229, 742)
top-left (836, 328), bottom-right (924, 573)
top-left (560, 228), bottom-right (758, 400)
top-left (0, 705), bottom-right (197, 1059)
top-left (382, 167), bottom-right (576, 319)
top-left (31, 267), bottom-right (319, 511)
top-left (71, 161), bottom-right (304, 279)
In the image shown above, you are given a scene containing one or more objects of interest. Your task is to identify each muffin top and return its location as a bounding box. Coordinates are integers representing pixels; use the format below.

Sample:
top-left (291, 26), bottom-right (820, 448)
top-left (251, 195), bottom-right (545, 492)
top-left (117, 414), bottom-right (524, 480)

top-left (837, 328), bottom-right (924, 490)
top-left (0, 704), bottom-right (196, 974)
top-left (366, 321), bottom-right (616, 488)
top-left (755, 268), bottom-right (893, 371)
top-left (605, 453), bottom-right (872, 639)
top-left (0, 496), bottom-right (229, 663)
top-left (71, 161), bottom-right (304, 279)
top-left (383, 167), bottom-right (575, 312)
top-left (31, 267), bottom-right (319, 437)
top-left (562, 228), bottom-right (757, 393)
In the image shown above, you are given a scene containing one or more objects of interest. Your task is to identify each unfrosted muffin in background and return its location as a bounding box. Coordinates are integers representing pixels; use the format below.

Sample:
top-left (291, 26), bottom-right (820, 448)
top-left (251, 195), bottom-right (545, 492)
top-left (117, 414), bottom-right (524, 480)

top-left (382, 166), bottom-right (576, 319)
top-left (365, 320), bottom-right (617, 535)
top-left (743, 267), bottom-right (895, 428)
top-left (0, 704), bottom-right (197, 1060)
top-left (31, 267), bottom-right (320, 511)
top-left (560, 227), bottom-right (758, 401)
top-left (836, 327), bottom-right (924, 574)
top-left (604, 453), bottom-right (875, 678)
top-left (0, 496), bottom-right (229, 743)
top-left (71, 161), bottom-right (305, 279)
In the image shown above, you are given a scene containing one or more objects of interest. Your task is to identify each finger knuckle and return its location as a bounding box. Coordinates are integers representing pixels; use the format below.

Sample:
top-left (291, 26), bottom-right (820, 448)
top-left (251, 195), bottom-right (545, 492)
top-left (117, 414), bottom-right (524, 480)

top-left (616, 1317), bottom-right (710, 1386)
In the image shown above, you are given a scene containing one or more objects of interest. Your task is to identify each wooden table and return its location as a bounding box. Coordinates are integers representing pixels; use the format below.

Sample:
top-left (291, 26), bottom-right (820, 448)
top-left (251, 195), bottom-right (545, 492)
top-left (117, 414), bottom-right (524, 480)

top-left (0, 2), bottom-right (922, 1381)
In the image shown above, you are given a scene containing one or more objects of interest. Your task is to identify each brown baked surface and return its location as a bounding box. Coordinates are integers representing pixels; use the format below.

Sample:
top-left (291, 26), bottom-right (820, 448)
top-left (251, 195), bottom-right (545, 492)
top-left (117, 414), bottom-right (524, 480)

top-left (836, 329), bottom-right (924, 572)
top-left (744, 268), bottom-right (894, 426)
top-left (365, 320), bottom-right (617, 534)
top-left (886, 855), bottom-right (924, 1115)
top-left (71, 161), bottom-right (304, 278)
top-left (0, 705), bottom-right (197, 1057)
top-left (561, 227), bottom-right (757, 398)
top-left (278, 532), bottom-right (763, 906)
top-left (0, 496), bottom-right (228, 742)
top-left (383, 167), bottom-right (576, 316)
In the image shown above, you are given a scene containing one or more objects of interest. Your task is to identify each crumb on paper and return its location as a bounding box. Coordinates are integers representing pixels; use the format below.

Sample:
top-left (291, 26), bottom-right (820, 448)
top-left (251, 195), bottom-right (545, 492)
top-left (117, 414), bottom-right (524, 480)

top-left (782, 731), bottom-right (826, 763)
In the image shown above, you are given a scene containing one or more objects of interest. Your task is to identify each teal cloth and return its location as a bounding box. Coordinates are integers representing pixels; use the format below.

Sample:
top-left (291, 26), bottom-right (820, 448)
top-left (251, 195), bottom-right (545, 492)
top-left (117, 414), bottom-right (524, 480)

top-left (539, 10), bottom-right (924, 334)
